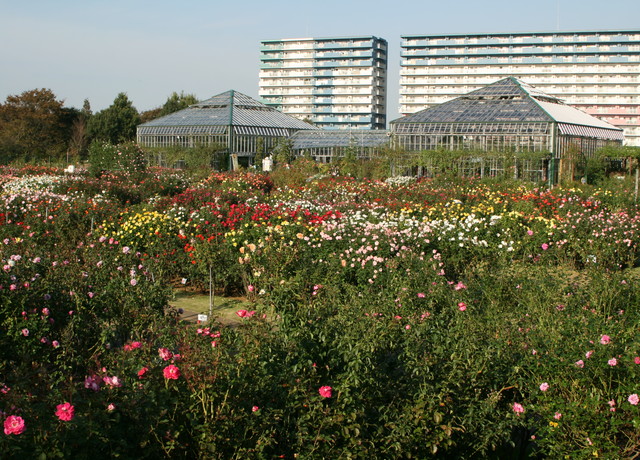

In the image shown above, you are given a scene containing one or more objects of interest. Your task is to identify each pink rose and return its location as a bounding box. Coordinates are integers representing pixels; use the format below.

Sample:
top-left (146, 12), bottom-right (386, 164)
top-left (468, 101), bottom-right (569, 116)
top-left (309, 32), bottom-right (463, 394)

top-left (600, 335), bottom-right (611, 345)
top-left (541, 243), bottom-right (549, 251)
top-left (608, 358), bottom-right (618, 366)
top-left (252, 406), bottom-right (259, 412)
top-left (457, 302), bottom-right (467, 311)
top-left (55, 402), bottom-right (75, 421)
top-left (3, 415), bottom-right (26, 435)
top-left (318, 386), bottom-right (332, 398)
top-left (629, 394), bottom-right (639, 406)
top-left (634, 356), bottom-right (640, 365)
top-left (512, 402), bottom-right (524, 415)
top-left (554, 412), bottom-right (562, 420)
top-left (575, 360), bottom-right (585, 368)
top-left (138, 367), bottom-right (149, 379)
top-left (539, 382), bottom-right (549, 392)
top-left (163, 364), bottom-right (180, 380)
top-left (158, 347), bottom-right (173, 361)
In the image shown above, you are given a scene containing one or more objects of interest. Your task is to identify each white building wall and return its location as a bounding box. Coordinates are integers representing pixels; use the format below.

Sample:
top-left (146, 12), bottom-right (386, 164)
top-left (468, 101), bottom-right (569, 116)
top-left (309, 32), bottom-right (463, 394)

top-left (400, 31), bottom-right (640, 146)
top-left (259, 36), bottom-right (388, 130)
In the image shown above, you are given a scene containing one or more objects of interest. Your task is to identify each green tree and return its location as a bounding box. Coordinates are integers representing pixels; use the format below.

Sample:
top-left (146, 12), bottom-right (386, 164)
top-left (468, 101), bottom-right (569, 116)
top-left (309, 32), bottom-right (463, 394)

top-left (160, 91), bottom-right (198, 116)
top-left (271, 137), bottom-right (294, 167)
top-left (0, 88), bottom-right (69, 163)
top-left (67, 99), bottom-right (92, 161)
top-left (88, 93), bottom-right (140, 144)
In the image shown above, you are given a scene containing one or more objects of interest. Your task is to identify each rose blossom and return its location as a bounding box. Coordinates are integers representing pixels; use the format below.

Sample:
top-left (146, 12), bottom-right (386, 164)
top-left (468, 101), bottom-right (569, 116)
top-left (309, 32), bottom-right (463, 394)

top-left (138, 367), bottom-right (149, 379)
top-left (318, 386), bottom-right (332, 398)
top-left (600, 335), bottom-right (611, 345)
top-left (575, 360), bottom-right (585, 368)
top-left (512, 402), bottom-right (524, 415)
top-left (163, 364), bottom-right (180, 380)
top-left (629, 394), bottom-right (639, 406)
top-left (158, 347), bottom-right (172, 361)
top-left (608, 358), bottom-right (618, 366)
top-left (55, 402), bottom-right (75, 421)
top-left (3, 415), bottom-right (26, 435)
top-left (539, 382), bottom-right (549, 392)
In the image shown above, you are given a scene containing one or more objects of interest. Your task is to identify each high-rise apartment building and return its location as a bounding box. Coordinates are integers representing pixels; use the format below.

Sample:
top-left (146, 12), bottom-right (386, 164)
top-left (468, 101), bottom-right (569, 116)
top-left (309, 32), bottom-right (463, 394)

top-left (259, 36), bottom-right (388, 130)
top-left (400, 30), bottom-right (640, 145)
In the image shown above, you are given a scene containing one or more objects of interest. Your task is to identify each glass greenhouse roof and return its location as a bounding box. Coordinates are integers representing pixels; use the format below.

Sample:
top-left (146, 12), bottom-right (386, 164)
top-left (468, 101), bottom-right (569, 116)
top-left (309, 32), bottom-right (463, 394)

top-left (290, 130), bottom-right (391, 149)
top-left (139, 90), bottom-right (317, 132)
top-left (392, 77), bottom-right (623, 140)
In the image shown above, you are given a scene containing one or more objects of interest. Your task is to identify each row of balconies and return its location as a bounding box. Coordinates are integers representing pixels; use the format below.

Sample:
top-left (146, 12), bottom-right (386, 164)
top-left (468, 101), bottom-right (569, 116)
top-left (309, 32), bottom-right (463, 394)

top-left (399, 93), bottom-right (639, 107)
top-left (400, 80), bottom-right (640, 91)
top-left (264, 96), bottom-right (376, 106)
top-left (260, 39), bottom-right (384, 52)
top-left (399, 85), bottom-right (640, 97)
top-left (401, 34), bottom-right (640, 48)
top-left (261, 50), bottom-right (381, 60)
top-left (401, 45), bottom-right (639, 57)
top-left (400, 74), bottom-right (640, 84)
top-left (260, 86), bottom-right (379, 97)
top-left (261, 59), bottom-right (382, 69)
top-left (399, 63), bottom-right (640, 76)
top-left (403, 55), bottom-right (640, 66)
top-left (260, 69), bottom-right (376, 78)
top-left (259, 75), bottom-right (387, 87)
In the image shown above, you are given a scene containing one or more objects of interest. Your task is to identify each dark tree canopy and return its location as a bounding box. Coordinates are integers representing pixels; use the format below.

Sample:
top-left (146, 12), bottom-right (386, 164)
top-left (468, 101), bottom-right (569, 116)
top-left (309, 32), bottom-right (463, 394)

top-left (160, 91), bottom-right (198, 117)
top-left (0, 88), bottom-right (71, 163)
top-left (88, 93), bottom-right (140, 144)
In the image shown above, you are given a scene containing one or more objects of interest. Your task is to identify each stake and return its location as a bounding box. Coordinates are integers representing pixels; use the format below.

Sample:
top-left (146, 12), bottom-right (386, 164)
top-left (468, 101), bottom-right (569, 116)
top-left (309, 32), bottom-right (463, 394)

top-left (209, 264), bottom-right (213, 322)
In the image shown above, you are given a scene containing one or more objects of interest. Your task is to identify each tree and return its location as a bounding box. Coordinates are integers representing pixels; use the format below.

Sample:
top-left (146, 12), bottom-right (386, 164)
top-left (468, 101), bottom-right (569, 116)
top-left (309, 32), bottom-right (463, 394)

top-left (67, 99), bottom-right (92, 162)
top-left (0, 88), bottom-right (69, 163)
top-left (271, 138), bottom-right (294, 167)
top-left (160, 91), bottom-right (198, 117)
top-left (87, 93), bottom-right (140, 144)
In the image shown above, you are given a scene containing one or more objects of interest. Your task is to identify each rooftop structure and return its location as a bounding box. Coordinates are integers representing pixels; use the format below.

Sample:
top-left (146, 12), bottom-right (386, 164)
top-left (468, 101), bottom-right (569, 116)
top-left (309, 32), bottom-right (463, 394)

top-left (259, 36), bottom-right (388, 130)
top-left (137, 90), bottom-right (317, 167)
top-left (400, 30), bottom-right (640, 145)
top-left (392, 77), bottom-right (623, 183)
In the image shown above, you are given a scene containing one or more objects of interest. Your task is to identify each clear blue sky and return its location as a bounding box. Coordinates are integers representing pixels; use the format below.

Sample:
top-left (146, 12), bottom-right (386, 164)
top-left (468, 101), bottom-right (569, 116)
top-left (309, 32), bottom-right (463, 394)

top-left (2, 0), bottom-right (639, 123)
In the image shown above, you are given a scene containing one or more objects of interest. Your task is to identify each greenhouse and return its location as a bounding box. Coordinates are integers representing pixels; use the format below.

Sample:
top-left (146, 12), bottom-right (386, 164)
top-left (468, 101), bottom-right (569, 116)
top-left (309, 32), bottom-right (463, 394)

top-left (391, 77), bottom-right (624, 183)
top-left (290, 130), bottom-right (391, 163)
top-left (136, 90), bottom-right (317, 167)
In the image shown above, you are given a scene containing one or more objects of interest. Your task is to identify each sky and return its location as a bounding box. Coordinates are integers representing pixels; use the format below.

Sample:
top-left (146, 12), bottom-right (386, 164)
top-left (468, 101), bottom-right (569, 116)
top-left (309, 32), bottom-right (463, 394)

top-left (2, 0), bottom-right (640, 123)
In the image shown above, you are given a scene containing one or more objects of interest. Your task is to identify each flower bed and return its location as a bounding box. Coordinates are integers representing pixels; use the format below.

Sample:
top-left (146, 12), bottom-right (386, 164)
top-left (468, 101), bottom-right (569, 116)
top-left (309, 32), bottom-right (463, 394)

top-left (1, 167), bottom-right (640, 458)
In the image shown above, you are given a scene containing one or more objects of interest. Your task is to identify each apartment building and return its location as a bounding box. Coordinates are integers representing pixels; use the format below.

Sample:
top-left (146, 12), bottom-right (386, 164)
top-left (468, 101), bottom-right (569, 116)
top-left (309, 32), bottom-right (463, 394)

top-left (400, 30), bottom-right (640, 145)
top-left (259, 36), bottom-right (388, 130)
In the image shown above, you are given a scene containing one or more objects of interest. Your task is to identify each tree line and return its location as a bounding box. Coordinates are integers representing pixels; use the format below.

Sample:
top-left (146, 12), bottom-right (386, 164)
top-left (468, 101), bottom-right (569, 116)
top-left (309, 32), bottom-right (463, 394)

top-left (0, 89), bottom-right (197, 165)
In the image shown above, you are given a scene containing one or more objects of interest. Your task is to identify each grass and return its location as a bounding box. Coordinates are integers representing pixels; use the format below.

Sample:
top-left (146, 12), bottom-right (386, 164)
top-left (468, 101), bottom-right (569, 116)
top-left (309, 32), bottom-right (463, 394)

top-left (169, 288), bottom-right (254, 325)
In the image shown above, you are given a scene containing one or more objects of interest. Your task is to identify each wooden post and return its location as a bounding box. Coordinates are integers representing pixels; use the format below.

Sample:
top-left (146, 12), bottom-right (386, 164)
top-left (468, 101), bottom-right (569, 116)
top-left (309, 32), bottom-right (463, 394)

top-left (208, 265), bottom-right (214, 322)
top-left (635, 164), bottom-right (639, 203)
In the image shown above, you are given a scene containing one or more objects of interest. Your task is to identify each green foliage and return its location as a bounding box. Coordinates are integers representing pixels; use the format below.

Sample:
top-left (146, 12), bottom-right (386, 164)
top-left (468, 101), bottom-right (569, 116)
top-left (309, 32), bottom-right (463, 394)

top-left (88, 141), bottom-right (146, 178)
top-left (0, 88), bottom-right (72, 163)
top-left (87, 93), bottom-right (140, 144)
top-left (146, 143), bottom-right (227, 173)
top-left (160, 91), bottom-right (198, 117)
top-left (3, 170), bottom-right (640, 458)
top-left (271, 137), bottom-right (294, 166)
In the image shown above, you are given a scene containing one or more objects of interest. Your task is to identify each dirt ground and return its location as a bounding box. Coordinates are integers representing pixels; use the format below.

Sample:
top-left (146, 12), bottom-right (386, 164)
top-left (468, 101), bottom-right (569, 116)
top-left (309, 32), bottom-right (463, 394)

top-left (169, 289), bottom-right (253, 325)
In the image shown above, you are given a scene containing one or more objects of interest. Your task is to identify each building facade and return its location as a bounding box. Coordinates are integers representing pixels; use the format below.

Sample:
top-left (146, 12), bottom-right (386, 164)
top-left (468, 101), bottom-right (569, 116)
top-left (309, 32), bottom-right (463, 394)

top-left (259, 36), bottom-right (388, 130)
top-left (400, 30), bottom-right (640, 145)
